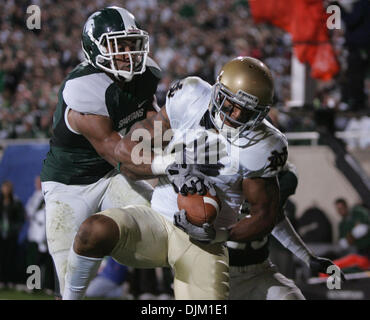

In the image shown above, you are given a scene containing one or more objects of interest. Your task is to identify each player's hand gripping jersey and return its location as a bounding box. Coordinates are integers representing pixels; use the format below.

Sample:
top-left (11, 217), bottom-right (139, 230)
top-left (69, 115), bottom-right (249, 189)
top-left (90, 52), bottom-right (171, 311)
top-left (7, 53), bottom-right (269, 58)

top-left (151, 77), bottom-right (288, 228)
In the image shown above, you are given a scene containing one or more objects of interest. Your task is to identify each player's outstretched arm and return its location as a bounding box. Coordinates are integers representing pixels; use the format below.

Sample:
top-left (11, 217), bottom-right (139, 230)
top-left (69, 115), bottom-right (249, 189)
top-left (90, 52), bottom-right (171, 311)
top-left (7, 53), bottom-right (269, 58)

top-left (68, 110), bottom-right (123, 167)
top-left (272, 215), bottom-right (346, 281)
top-left (114, 106), bottom-right (173, 178)
top-left (69, 100), bottom-right (173, 180)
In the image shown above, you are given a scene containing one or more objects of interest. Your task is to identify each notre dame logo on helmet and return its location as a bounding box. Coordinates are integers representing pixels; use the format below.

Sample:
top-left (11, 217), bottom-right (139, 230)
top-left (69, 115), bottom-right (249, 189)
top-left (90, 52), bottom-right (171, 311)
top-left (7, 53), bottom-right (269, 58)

top-left (267, 147), bottom-right (288, 172)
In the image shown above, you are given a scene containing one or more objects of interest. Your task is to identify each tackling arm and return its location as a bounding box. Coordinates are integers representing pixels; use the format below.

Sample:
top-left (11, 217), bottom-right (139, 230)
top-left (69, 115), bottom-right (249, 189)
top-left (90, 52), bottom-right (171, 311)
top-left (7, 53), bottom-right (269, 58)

top-left (68, 110), bottom-right (121, 167)
top-left (67, 98), bottom-right (170, 180)
top-left (114, 106), bottom-right (173, 178)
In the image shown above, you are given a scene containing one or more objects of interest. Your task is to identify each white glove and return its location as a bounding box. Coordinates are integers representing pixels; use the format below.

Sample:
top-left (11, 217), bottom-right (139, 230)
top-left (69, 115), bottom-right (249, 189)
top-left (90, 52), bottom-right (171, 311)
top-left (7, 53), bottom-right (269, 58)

top-left (165, 163), bottom-right (222, 195)
top-left (174, 210), bottom-right (229, 244)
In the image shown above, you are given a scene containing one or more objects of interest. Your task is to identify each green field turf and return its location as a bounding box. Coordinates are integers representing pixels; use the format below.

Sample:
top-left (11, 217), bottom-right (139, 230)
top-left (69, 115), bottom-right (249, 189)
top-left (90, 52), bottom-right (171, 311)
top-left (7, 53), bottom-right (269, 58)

top-left (0, 289), bottom-right (54, 300)
top-left (0, 289), bottom-right (125, 300)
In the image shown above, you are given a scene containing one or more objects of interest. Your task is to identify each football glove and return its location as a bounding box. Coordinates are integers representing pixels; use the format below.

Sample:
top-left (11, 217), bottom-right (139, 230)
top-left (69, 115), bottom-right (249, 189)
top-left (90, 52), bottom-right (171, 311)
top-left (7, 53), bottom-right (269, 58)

top-left (173, 209), bottom-right (229, 243)
top-left (166, 163), bottom-right (223, 196)
top-left (309, 256), bottom-right (346, 282)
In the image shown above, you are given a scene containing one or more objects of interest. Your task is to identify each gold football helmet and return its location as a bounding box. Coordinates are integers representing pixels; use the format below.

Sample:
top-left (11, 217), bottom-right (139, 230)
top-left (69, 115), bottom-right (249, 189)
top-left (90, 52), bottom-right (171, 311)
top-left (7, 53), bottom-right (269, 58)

top-left (210, 56), bottom-right (274, 139)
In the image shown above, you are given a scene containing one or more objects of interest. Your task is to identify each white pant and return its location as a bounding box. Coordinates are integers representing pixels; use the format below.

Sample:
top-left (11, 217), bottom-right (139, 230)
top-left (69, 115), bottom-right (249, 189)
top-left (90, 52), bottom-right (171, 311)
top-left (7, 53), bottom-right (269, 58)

top-left (99, 205), bottom-right (229, 300)
top-left (42, 170), bottom-right (153, 294)
top-left (229, 259), bottom-right (305, 300)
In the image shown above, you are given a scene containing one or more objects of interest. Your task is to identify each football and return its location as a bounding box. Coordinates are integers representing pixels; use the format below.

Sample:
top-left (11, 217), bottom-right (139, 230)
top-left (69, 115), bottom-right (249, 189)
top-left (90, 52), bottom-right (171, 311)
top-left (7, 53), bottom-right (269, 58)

top-left (177, 191), bottom-right (221, 227)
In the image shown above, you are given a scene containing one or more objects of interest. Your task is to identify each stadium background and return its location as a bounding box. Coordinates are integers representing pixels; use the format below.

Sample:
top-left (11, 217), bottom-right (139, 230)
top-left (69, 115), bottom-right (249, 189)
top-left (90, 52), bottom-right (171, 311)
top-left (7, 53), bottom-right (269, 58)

top-left (0, 0), bottom-right (369, 300)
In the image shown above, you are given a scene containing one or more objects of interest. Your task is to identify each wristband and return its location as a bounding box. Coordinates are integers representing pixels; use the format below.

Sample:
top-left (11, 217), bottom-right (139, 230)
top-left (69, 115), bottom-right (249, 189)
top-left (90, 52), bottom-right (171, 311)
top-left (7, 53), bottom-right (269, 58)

top-left (151, 153), bottom-right (176, 175)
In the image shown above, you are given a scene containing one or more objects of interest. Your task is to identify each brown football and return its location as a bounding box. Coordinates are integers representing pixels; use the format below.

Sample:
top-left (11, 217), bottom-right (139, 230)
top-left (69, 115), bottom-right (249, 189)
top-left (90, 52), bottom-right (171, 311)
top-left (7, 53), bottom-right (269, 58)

top-left (177, 191), bottom-right (221, 227)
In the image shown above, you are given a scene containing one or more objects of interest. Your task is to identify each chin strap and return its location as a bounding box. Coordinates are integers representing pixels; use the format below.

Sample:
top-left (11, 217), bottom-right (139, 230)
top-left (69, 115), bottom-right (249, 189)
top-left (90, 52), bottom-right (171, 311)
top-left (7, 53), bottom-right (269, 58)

top-left (271, 215), bottom-right (314, 266)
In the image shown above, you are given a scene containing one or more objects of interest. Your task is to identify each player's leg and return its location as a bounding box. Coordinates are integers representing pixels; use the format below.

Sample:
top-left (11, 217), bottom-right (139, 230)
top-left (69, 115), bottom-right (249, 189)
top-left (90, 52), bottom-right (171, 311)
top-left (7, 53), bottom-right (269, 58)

top-left (43, 185), bottom-right (96, 296)
top-left (42, 176), bottom-right (112, 296)
top-left (229, 260), bottom-right (305, 300)
top-left (100, 173), bottom-right (154, 210)
top-left (167, 225), bottom-right (229, 300)
top-left (63, 205), bottom-right (170, 299)
top-left (85, 259), bottom-right (128, 298)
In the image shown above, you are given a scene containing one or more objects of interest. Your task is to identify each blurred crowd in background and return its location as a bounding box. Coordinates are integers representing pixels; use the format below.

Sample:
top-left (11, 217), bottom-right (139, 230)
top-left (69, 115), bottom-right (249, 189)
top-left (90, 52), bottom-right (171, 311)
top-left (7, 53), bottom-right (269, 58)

top-left (0, 0), bottom-right (369, 143)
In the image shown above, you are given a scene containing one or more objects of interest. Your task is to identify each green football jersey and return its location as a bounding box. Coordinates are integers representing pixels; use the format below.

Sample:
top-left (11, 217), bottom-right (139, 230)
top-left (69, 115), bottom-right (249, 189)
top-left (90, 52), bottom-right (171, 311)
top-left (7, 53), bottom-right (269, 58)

top-left (41, 58), bottom-right (161, 185)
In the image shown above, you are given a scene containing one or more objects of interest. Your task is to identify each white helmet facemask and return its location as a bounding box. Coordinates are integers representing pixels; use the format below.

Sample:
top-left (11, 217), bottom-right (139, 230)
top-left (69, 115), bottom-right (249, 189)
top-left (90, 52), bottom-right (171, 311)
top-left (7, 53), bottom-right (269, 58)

top-left (94, 30), bottom-right (149, 81)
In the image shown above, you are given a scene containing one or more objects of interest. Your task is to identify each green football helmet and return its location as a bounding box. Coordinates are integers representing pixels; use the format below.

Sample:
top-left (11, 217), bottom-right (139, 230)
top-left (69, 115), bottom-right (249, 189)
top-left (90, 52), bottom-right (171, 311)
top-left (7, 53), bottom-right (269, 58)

top-left (81, 6), bottom-right (149, 81)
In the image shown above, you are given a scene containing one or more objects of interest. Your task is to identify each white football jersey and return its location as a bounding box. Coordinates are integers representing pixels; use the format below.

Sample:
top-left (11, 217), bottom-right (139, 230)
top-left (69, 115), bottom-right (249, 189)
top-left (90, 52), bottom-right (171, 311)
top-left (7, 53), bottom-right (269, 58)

top-left (151, 77), bottom-right (288, 228)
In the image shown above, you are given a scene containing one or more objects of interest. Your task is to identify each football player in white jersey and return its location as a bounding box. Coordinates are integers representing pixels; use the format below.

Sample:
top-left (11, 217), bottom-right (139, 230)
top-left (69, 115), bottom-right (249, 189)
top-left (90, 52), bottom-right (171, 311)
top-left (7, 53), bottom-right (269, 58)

top-left (62, 57), bottom-right (342, 300)
top-left (227, 162), bottom-right (305, 300)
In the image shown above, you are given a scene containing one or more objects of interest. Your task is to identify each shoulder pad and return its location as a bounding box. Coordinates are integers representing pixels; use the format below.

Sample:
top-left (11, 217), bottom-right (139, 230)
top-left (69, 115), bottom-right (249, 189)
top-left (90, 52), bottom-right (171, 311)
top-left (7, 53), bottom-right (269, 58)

top-left (63, 73), bottom-right (114, 116)
top-left (146, 57), bottom-right (162, 79)
top-left (165, 77), bottom-right (212, 129)
top-left (240, 122), bottom-right (288, 178)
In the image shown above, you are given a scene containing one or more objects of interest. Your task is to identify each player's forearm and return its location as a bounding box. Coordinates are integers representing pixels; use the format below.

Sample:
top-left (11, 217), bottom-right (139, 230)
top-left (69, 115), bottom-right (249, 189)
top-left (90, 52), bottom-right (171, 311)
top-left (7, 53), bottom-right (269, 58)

top-left (228, 207), bottom-right (277, 242)
top-left (271, 215), bottom-right (314, 266)
top-left (114, 137), bottom-right (156, 177)
top-left (114, 135), bottom-right (176, 178)
top-left (114, 106), bottom-right (174, 177)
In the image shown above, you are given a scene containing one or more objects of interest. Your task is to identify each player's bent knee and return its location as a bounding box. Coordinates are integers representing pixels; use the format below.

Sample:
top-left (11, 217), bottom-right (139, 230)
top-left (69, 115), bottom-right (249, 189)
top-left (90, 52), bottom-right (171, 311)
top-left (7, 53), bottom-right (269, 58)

top-left (73, 214), bottom-right (119, 258)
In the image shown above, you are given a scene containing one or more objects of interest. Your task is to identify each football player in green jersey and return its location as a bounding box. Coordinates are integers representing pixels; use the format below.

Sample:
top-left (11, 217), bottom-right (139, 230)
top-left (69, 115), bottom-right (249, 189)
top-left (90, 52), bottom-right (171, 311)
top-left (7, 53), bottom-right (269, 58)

top-left (40, 6), bottom-right (162, 297)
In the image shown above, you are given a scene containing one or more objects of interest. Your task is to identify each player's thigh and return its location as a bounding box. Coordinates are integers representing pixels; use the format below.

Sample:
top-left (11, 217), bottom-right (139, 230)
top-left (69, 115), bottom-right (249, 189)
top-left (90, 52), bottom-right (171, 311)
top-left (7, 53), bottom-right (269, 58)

top-left (43, 189), bottom-right (94, 254)
top-left (168, 226), bottom-right (229, 300)
top-left (100, 174), bottom-right (153, 210)
top-left (98, 205), bottom-right (169, 268)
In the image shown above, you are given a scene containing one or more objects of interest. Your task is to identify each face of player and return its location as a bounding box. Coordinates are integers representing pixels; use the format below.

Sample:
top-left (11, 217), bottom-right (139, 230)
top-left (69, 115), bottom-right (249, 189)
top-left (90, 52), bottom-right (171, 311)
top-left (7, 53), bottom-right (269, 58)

top-left (219, 99), bottom-right (256, 129)
top-left (107, 38), bottom-right (143, 72)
